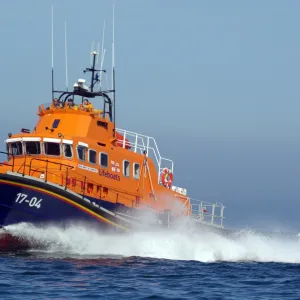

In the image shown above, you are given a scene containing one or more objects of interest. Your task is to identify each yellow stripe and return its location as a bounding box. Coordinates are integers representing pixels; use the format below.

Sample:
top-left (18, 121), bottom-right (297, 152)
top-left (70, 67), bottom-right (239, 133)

top-left (0, 179), bottom-right (128, 231)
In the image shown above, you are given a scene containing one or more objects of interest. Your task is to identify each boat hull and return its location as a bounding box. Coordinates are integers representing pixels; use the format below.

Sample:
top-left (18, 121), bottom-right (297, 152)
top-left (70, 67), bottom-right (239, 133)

top-left (0, 173), bottom-right (130, 232)
top-left (0, 173), bottom-right (231, 249)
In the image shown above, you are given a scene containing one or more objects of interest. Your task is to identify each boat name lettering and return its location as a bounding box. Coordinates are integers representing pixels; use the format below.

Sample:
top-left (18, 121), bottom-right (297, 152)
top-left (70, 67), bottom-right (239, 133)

top-left (15, 193), bottom-right (42, 209)
top-left (78, 164), bottom-right (98, 173)
top-left (99, 169), bottom-right (120, 181)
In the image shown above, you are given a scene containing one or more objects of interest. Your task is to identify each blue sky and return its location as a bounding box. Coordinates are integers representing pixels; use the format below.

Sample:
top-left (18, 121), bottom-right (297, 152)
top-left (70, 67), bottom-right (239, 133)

top-left (0, 0), bottom-right (299, 230)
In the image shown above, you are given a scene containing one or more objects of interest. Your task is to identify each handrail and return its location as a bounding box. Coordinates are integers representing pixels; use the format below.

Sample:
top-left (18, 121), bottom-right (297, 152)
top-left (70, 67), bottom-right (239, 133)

top-left (116, 128), bottom-right (174, 182)
top-left (1, 150), bottom-right (191, 219)
top-left (189, 198), bottom-right (225, 228)
top-left (25, 162), bottom-right (142, 200)
top-left (0, 151), bottom-right (15, 172)
top-left (28, 157), bottom-right (74, 183)
top-left (180, 197), bottom-right (191, 216)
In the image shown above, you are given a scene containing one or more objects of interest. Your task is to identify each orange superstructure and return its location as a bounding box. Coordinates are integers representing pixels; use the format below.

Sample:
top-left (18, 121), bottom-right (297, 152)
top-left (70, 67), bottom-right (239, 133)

top-left (5, 102), bottom-right (189, 213)
top-left (0, 50), bottom-right (193, 232)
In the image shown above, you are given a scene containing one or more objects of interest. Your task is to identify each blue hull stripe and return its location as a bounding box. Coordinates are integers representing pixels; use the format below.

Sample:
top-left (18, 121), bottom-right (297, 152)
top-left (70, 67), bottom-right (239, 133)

top-left (0, 179), bottom-right (128, 231)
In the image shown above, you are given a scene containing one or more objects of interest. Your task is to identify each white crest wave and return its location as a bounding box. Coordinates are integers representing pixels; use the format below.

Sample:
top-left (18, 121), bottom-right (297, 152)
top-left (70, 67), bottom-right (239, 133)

top-left (4, 222), bottom-right (300, 263)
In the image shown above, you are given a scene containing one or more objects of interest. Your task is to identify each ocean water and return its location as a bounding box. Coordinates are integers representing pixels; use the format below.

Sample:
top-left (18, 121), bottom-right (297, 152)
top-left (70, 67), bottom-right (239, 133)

top-left (1, 223), bottom-right (300, 299)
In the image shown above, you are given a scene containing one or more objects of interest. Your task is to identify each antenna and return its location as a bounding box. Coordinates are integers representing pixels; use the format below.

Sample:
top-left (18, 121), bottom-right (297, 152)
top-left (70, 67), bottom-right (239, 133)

top-left (51, 5), bottom-right (54, 99)
top-left (96, 42), bottom-right (100, 65)
top-left (112, 2), bottom-right (115, 90)
top-left (100, 48), bottom-right (106, 90)
top-left (100, 20), bottom-right (106, 90)
top-left (112, 1), bottom-right (116, 137)
top-left (90, 41), bottom-right (95, 66)
top-left (64, 21), bottom-right (69, 91)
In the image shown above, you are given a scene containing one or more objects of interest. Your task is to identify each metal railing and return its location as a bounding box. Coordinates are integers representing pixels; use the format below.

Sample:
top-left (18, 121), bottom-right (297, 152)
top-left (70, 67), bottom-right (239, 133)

top-left (4, 155), bottom-right (140, 204)
top-left (116, 128), bottom-right (174, 182)
top-left (0, 151), bottom-right (15, 172)
top-left (38, 103), bottom-right (104, 117)
top-left (190, 198), bottom-right (225, 228)
top-left (0, 150), bottom-right (225, 228)
top-left (179, 197), bottom-right (191, 216)
top-left (28, 157), bottom-right (74, 183)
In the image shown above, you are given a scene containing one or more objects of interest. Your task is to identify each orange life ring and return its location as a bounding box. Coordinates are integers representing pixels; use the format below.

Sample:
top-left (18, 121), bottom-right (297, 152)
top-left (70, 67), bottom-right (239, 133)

top-left (161, 168), bottom-right (173, 189)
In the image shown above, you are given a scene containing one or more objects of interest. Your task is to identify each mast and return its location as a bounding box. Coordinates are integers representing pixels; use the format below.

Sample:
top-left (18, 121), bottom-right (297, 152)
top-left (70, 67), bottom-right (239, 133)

top-left (64, 21), bottom-right (69, 91)
top-left (100, 20), bottom-right (106, 91)
top-left (90, 52), bottom-right (97, 92)
top-left (51, 5), bottom-right (54, 100)
top-left (112, 1), bottom-right (116, 137)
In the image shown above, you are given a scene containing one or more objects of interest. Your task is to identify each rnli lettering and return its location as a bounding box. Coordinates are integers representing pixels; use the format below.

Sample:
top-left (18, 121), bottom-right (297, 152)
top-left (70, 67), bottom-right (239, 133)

top-left (99, 169), bottom-right (120, 181)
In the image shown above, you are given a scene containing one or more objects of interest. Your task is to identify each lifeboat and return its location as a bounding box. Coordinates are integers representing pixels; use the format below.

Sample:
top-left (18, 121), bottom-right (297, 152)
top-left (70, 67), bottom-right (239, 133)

top-left (0, 20), bottom-right (226, 248)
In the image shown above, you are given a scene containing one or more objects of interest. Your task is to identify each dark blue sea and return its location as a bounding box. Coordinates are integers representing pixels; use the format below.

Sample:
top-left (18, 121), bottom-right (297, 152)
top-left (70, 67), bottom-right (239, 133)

top-left (1, 223), bottom-right (300, 299)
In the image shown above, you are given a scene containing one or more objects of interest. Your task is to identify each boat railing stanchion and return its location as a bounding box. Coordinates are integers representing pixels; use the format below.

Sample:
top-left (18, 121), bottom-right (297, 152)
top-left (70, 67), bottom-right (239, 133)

top-left (11, 153), bottom-right (15, 173)
top-left (123, 131), bottom-right (126, 148)
top-left (220, 205), bottom-right (224, 227)
top-left (146, 137), bottom-right (149, 157)
top-left (82, 176), bottom-right (87, 199)
top-left (158, 157), bottom-right (162, 183)
top-left (200, 202), bottom-right (203, 219)
top-left (211, 203), bottom-right (215, 225)
top-left (45, 160), bottom-right (49, 183)
top-left (134, 133), bottom-right (138, 153)
top-left (65, 168), bottom-right (69, 190)
top-left (23, 155), bottom-right (27, 177)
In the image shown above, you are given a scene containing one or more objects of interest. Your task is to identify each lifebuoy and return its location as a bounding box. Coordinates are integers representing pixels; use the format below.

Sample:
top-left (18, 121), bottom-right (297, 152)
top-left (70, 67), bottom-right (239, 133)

top-left (160, 168), bottom-right (173, 189)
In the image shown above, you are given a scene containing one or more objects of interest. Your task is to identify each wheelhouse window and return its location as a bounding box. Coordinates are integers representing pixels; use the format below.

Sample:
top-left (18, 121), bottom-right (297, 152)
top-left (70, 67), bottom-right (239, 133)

top-left (133, 163), bottom-right (140, 179)
top-left (100, 152), bottom-right (108, 168)
top-left (63, 144), bottom-right (72, 158)
top-left (89, 149), bottom-right (97, 164)
top-left (77, 146), bottom-right (86, 161)
top-left (44, 142), bottom-right (60, 156)
top-left (52, 119), bottom-right (60, 129)
top-left (123, 160), bottom-right (130, 177)
top-left (25, 142), bottom-right (41, 155)
top-left (10, 142), bottom-right (23, 156)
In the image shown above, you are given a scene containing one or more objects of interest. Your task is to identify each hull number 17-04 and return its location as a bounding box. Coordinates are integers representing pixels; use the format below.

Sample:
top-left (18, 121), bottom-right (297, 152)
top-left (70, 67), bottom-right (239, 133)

top-left (15, 193), bottom-right (43, 209)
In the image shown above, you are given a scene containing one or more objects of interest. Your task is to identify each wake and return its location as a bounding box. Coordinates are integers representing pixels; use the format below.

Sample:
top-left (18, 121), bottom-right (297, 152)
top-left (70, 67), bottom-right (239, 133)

top-left (4, 222), bottom-right (300, 263)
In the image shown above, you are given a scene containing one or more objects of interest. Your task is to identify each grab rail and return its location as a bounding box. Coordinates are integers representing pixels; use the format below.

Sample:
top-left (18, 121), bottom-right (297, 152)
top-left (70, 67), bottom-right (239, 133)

top-left (190, 198), bottom-right (225, 228)
top-left (116, 128), bottom-right (174, 182)
top-left (0, 150), bottom-right (224, 226)
top-left (28, 157), bottom-right (74, 183)
top-left (0, 151), bottom-right (15, 172)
